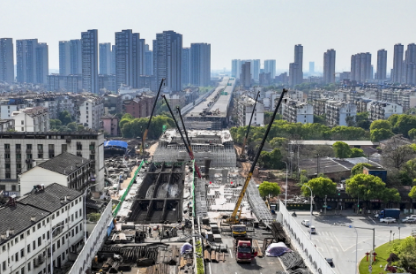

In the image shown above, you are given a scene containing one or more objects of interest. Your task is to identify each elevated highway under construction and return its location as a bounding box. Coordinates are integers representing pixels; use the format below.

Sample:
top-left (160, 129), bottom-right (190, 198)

top-left (185, 76), bottom-right (236, 130)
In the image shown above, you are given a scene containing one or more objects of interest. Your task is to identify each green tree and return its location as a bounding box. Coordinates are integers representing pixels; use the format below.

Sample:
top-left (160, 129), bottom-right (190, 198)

top-left (380, 188), bottom-right (401, 204)
top-left (409, 186), bottom-right (416, 199)
top-left (370, 128), bottom-right (394, 142)
top-left (301, 177), bottom-right (337, 198)
top-left (392, 236), bottom-right (416, 272)
top-left (350, 148), bottom-right (365, 157)
top-left (400, 159), bottom-right (416, 185)
top-left (370, 119), bottom-right (392, 131)
top-left (258, 181), bottom-right (281, 199)
top-left (333, 141), bottom-right (351, 158)
top-left (346, 174), bottom-right (386, 201)
top-left (67, 122), bottom-right (78, 132)
top-left (313, 114), bottom-right (326, 125)
top-left (50, 119), bottom-right (62, 130)
top-left (58, 111), bottom-right (72, 125)
top-left (390, 114), bottom-right (416, 137)
top-left (330, 126), bottom-right (366, 140)
top-left (269, 137), bottom-right (287, 148)
top-left (408, 128), bottom-right (416, 140)
top-left (351, 163), bottom-right (373, 176)
top-left (356, 112), bottom-right (371, 130)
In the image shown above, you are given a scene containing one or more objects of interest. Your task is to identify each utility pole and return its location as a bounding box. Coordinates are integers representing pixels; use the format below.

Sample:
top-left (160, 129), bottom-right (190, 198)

top-left (316, 154), bottom-right (320, 177)
top-left (324, 195), bottom-right (327, 215)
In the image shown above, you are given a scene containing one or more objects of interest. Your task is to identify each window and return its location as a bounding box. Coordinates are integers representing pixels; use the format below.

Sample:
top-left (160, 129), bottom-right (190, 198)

top-left (42, 233), bottom-right (45, 240)
top-left (37, 223), bottom-right (41, 229)
top-left (47, 232), bottom-right (49, 240)
top-left (38, 154), bottom-right (43, 158)
top-left (16, 144), bottom-right (21, 149)
top-left (90, 154), bottom-right (95, 160)
top-left (57, 240), bottom-right (60, 248)
top-left (76, 143), bottom-right (82, 150)
top-left (52, 244), bottom-right (55, 252)
top-left (21, 120), bottom-right (24, 125)
top-left (15, 252), bottom-right (18, 261)
top-left (20, 234), bottom-right (24, 240)
top-left (75, 212), bottom-right (78, 218)
top-left (62, 237), bottom-right (65, 244)
top-left (17, 164), bottom-right (21, 169)
top-left (5, 154), bottom-right (10, 159)
top-left (79, 209), bottom-right (82, 216)
top-left (5, 163), bottom-right (10, 168)
top-left (16, 154), bottom-right (21, 159)
top-left (38, 237), bottom-right (41, 246)
top-left (4, 144), bottom-right (10, 149)
top-left (15, 238), bottom-right (18, 244)
top-left (26, 230), bottom-right (30, 236)
top-left (6, 173), bottom-right (11, 179)
top-left (0, 185), bottom-right (5, 191)
top-left (21, 127), bottom-right (24, 131)
top-left (26, 154), bottom-right (32, 159)
top-left (26, 144), bottom-right (32, 149)
top-left (27, 262), bottom-right (31, 271)
top-left (56, 211), bottom-right (60, 217)
top-left (20, 248), bottom-right (24, 257)
top-left (75, 227), bottom-right (78, 234)
top-left (37, 144), bottom-right (43, 150)
top-left (27, 244), bottom-right (30, 253)
top-left (61, 144), bottom-right (67, 152)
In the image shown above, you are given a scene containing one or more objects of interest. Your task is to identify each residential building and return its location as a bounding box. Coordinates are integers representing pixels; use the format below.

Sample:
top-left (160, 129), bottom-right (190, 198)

top-left (0, 131), bottom-right (105, 192)
top-left (376, 49), bottom-right (387, 81)
top-left (111, 45), bottom-right (116, 75)
top-left (99, 43), bottom-right (112, 75)
top-left (350, 52), bottom-right (371, 83)
top-left (392, 43), bottom-right (404, 84)
top-left (69, 40), bottom-right (82, 75)
top-left (275, 72), bottom-right (288, 84)
top-left (240, 62), bottom-right (251, 88)
top-left (339, 72), bottom-right (351, 82)
top-left (0, 38), bottom-right (14, 83)
top-left (0, 183), bottom-right (85, 274)
top-left (259, 72), bottom-right (271, 86)
top-left (19, 152), bottom-right (92, 194)
top-left (325, 100), bottom-right (357, 127)
top-left (282, 98), bottom-right (313, 124)
top-left (153, 31), bottom-right (182, 92)
top-left (236, 95), bottom-right (265, 127)
top-left (78, 97), bottom-right (104, 130)
top-left (323, 49), bottom-right (336, 84)
top-left (250, 59), bottom-right (260, 82)
top-left (103, 93), bottom-right (122, 115)
top-left (115, 30), bottom-right (143, 89)
top-left (0, 98), bottom-right (27, 119)
top-left (11, 107), bottom-right (49, 132)
top-left (98, 74), bottom-right (116, 92)
top-left (59, 41), bottom-right (71, 76)
top-left (289, 44), bottom-right (303, 86)
top-left (231, 59), bottom-right (242, 79)
top-left (123, 95), bottom-right (154, 118)
top-left (313, 98), bottom-right (328, 116)
top-left (48, 74), bottom-right (82, 93)
top-left (16, 40), bottom-right (48, 85)
top-left (190, 43), bottom-right (211, 87)
top-left (404, 43), bottom-right (416, 86)
top-left (81, 29), bottom-right (99, 94)
top-left (181, 48), bottom-right (191, 86)
top-left (101, 115), bottom-right (119, 137)
top-left (263, 60), bottom-right (276, 79)
top-left (144, 48), bottom-right (153, 76)
top-left (35, 43), bottom-right (48, 85)
top-left (353, 97), bottom-right (374, 113)
top-left (369, 101), bottom-right (403, 121)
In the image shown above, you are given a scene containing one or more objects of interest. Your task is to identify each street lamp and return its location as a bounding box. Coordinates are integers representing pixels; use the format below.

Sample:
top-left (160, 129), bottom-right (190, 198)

top-left (50, 223), bottom-right (66, 274)
top-left (304, 184), bottom-right (313, 240)
top-left (349, 225), bottom-right (358, 274)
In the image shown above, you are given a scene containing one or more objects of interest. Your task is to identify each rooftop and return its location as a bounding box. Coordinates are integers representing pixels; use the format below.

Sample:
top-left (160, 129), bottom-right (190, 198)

top-left (289, 140), bottom-right (379, 146)
top-left (37, 152), bottom-right (90, 175)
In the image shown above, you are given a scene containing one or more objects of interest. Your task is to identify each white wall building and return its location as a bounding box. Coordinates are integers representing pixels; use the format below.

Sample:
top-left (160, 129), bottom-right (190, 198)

top-left (78, 98), bottom-right (104, 130)
top-left (11, 107), bottom-right (50, 132)
top-left (0, 132), bottom-right (105, 193)
top-left (0, 101), bottom-right (27, 119)
top-left (237, 95), bottom-right (265, 126)
top-left (19, 152), bottom-right (92, 196)
top-left (282, 98), bottom-right (314, 124)
top-left (325, 100), bottom-right (357, 127)
top-left (0, 184), bottom-right (84, 274)
top-left (369, 101), bottom-right (403, 121)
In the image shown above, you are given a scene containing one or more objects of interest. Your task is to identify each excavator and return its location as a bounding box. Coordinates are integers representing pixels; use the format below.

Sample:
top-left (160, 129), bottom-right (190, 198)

top-left (161, 95), bottom-right (202, 179)
top-left (240, 91), bottom-right (261, 160)
top-left (226, 89), bottom-right (287, 224)
top-left (138, 78), bottom-right (166, 156)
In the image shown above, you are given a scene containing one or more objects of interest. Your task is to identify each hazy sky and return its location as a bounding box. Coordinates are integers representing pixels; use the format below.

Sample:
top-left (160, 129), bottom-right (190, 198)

top-left (1, 0), bottom-right (415, 72)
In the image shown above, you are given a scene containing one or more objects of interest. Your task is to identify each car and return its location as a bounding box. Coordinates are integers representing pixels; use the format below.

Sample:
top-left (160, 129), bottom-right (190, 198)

top-left (309, 226), bottom-right (316, 234)
top-left (301, 220), bottom-right (310, 227)
top-left (325, 258), bottom-right (334, 267)
top-left (402, 216), bottom-right (416, 223)
top-left (380, 217), bottom-right (396, 223)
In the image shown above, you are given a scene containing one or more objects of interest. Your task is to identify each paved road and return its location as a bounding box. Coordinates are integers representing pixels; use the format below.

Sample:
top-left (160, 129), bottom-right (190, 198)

top-left (293, 211), bottom-right (415, 274)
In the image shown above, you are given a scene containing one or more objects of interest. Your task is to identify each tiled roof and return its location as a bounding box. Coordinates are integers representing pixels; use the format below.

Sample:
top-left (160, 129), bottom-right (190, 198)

top-left (18, 183), bottom-right (82, 212)
top-left (37, 152), bottom-right (90, 175)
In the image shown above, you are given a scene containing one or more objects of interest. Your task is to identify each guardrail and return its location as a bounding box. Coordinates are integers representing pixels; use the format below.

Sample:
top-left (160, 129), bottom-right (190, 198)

top-left (112, 160), bottom-right (144, 217)
top-left (279, 200), bottom-right (336, 274)
top-left (68, 201), bottom-right (113, 274)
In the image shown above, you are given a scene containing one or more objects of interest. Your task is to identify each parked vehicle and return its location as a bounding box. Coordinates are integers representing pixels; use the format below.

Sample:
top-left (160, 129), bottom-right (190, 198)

top-left (301, 220), bottom-right (310, 227)
top-left (231, 225), bottom-right (247, 237)
top-left (380, 217), bottom-right (397, 223)
top-left (234, 237), bottom-right (257, 262)
top-left (402, 216), bottom-right (416, 223)
top-left (326, 258), bottom-right (334, 267)
top-left (377, 208), bottom-right (400, 220)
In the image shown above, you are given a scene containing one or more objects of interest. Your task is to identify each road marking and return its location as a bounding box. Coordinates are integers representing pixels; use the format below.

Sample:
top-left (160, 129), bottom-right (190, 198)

top-left (208, 263), bottom-right (212, 274)
top-left (368, 216), bottom-right (376, 224)
top-left (352, 249), bottom-right (363, 253)
top-left (229, 249), bottom-right (233, 258)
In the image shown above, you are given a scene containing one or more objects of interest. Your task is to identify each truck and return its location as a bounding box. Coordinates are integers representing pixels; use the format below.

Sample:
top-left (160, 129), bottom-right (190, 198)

top-left (377, 208), bottom-right (400, 220)
top-left (234, 237), bottom-right (257, 263)
top-left (231, 224), bottom-right (247, 237)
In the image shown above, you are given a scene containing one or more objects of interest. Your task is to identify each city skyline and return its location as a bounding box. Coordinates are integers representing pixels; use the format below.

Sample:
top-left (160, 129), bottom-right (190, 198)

top-left (0, 0), bottom-right (414, 71)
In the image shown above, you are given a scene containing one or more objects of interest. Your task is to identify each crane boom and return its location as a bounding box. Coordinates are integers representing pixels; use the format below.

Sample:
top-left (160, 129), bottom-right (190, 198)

top-left (140, 78), bottom-right (165, 154)
top-left (229, 89), bottom-right (287, 223)
top-left (161, 95), bottom-right (202, 178)
top-left (241, 91), bottom-right (261, 157)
